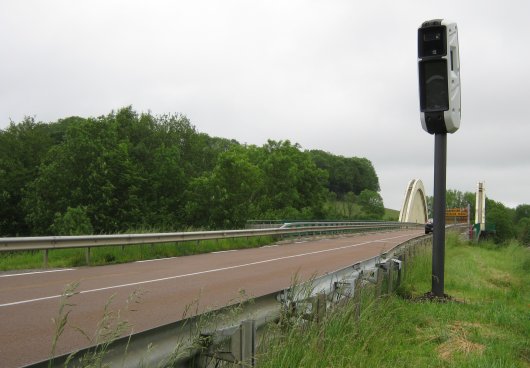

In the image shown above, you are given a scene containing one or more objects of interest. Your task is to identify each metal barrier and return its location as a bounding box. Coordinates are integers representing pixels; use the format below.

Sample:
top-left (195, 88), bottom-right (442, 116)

top-left (1, 222), bottom-right (421, 266)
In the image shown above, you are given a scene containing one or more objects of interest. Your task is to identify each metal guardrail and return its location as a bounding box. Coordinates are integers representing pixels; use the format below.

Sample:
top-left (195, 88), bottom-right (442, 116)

top-left (25, 232), bottom-right (432, 368)
top-left (246, 220), bottom-right (397, 229)
top-left (0, 222), bottom-right (417, 251)
top-left (0, 222), bottom-right (421, 266)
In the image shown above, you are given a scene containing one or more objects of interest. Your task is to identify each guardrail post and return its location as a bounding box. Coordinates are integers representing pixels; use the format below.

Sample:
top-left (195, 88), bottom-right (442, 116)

top-left (353, 276), bottom-right (362, 322)
top-left (387, 261), bottom-right (394, 294)
top-left (401, 249), bottom-right (407, 279)
top-left (313, 293), bottom-right (326, 323)
top-left (200, 319), bottom-right (256, 367)
top-left (396, 257), bottom-right (403, 287)
top-left (85, 247), bottom-right (91, 265)
top-left (43, 249), bottom-right (49, 268)
top-left (238, 319), bottom-right (256, 367)
top-left (375, 268), bottom-right (383, 298)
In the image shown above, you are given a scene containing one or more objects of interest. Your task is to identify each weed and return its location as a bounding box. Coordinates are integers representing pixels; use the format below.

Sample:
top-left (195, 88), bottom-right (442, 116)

top-left (49, 282), bottom-right (80, 368)
top-left (434, 321), bottom-right (485, 361)
top-left (48, 284), bottom-right (144, 368)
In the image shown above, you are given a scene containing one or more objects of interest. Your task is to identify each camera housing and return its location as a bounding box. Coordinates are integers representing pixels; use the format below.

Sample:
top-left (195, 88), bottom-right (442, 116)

top-left (418, 19), bottom-right (461, 134)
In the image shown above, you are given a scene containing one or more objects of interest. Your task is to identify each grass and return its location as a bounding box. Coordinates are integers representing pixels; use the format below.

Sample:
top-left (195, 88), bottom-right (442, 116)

top-left (257, 233), bottom-right (530, 367)
top-left (48, 282), bottom-right (140, 368)
top-left (47, 281), bottom-right (255, 367)
top-left (323, 200), bottom-right (363, 219)
top-left (384, 207), bottom-right (400, 221)
top-left (0, 236), bottom-right (275, 271)
top-left (323, 199), bottom-right (400, 221)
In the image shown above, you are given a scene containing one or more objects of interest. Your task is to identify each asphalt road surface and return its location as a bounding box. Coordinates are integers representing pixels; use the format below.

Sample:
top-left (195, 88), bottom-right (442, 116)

top-left (0, 229), bottom-right (423, 367)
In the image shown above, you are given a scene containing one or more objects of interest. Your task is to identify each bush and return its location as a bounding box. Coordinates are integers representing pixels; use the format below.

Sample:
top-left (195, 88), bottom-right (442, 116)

top-left (52, 206), bottom-right (93, 235)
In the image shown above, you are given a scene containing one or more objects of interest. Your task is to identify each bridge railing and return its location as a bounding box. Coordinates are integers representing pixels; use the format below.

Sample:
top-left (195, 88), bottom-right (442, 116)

top-left (0, 221), bottom-right (422, 266)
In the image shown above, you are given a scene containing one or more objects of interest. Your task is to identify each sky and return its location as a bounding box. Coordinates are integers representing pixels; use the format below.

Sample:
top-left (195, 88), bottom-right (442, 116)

top-left (1, 0), bottom-right (529, 211)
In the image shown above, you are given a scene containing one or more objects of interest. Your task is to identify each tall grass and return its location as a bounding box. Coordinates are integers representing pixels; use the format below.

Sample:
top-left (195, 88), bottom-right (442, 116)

top-left (258, 233), bottom-right (530, 367)
top-left (49, 283), bottom-right (141, 368)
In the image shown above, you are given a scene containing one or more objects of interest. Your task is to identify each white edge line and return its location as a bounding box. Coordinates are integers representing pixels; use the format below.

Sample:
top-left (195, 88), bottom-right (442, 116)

top-left (0, 268), bottom-right (75, 278)
top-left (135, 257), bottom-right (177, 263)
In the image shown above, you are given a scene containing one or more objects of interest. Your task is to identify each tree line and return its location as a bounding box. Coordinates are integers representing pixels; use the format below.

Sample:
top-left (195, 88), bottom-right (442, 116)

top-left (427, 189), bottom-right (530, 245)
top-left (0, 107), bottom-right (383, 236)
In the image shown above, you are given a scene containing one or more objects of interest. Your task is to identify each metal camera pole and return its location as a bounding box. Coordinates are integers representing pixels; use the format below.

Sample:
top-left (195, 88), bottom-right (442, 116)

top-left (432, 133), bottom-right (447, 297)
top-left (418, 19), bottom-right (460, 298)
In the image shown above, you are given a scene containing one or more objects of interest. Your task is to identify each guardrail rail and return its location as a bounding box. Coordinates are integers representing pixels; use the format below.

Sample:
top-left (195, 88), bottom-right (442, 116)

top-left (1, 221), bottom-right (422, 267)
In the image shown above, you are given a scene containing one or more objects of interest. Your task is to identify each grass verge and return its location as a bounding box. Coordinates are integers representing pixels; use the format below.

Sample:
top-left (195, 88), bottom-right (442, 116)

top-left (0, 236), bottom-right (275, 271)
top-left (257, 233), bottom-right (530, 367)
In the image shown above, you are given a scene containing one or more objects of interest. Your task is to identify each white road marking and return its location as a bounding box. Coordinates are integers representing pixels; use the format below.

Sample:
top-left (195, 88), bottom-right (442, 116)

top-left (0, 269), bottom-right (75, 278)
top-left (0, 233), bottom-right (413, 308)
top-left (135, 257), bottom-right (178, 263)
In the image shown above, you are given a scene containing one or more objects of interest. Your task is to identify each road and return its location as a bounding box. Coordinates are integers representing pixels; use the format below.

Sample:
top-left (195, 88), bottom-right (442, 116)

top-left (0, 229), bottom-right (423, 367)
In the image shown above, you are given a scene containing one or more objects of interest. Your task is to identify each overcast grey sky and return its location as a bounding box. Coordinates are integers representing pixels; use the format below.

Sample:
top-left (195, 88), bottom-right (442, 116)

top-left (1, 0), bottom-right (529, 211)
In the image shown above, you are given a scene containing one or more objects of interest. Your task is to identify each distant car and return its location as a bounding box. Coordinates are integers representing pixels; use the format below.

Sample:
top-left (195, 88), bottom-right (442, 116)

top-left (425, 220), bottom-right (433, 234)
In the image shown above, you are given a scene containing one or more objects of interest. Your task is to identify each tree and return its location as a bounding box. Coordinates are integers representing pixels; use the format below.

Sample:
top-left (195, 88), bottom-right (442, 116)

top-left (513, 204), bottom-right (530, 246)
top-left (485, 199), bottom-right (516, 243)
top-left (344, 192), bottom-right (358, 218)
top-left (446, 189), bottom-right (468, 208)
top-left (259, 141), bottom-right (328, 219)
top-left (358, 189), bottom-right (385, 219)
top-left (22, 112), bottom-right (143, 234)
top-left (351, 157), bottom-right (380, 193)
top-left (515, 204), bottom-right (530, 223)
top-left (517, 218), bottom-right (530, 246)
top-left (309, 150), bottom-right (380, 198)
top-left (3, 106), bottom-right (388, 234)
top-left (185, 147), bottom-right (263, 228)
top-left (51, 206), bottom-right (93, 235)
top-left (141, 144), bottom-right (186, 229)
top-left (426, 190), bottom-right (475, 221)
top-left (0, 118), bottom-right (56, 235)
top-left (463, 191), bottom-right (476, 221)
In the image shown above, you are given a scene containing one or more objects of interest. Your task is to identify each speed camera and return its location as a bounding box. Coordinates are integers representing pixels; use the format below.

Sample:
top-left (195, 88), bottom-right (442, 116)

top-left (418, 19), bottom-right (461, 134)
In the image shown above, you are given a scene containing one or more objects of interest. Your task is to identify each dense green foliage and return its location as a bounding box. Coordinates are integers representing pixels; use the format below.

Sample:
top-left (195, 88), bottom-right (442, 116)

top-left (426, 189), bottom-right (476, 218)
top-left (308, 150), bottom-right (379, 196)
top-left (427, 189), bottom-right (529, 245)
top-left (1, 107), bottom-right (382, 236)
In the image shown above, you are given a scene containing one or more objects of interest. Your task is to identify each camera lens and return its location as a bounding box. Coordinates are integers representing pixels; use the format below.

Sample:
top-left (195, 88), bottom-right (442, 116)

top-left (424, 32), bottom-right (441, 42)
top-left (418, 26), bottom-right (447, 58)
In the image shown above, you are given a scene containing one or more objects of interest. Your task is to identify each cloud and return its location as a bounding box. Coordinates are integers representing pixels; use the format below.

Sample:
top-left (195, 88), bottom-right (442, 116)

top-left (1, 0), bottom-right (528, 210)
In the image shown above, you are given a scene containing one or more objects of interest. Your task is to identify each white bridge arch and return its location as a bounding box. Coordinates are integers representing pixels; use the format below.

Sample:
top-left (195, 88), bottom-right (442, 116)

top-left (399, 179), bottom-right (429, 224)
